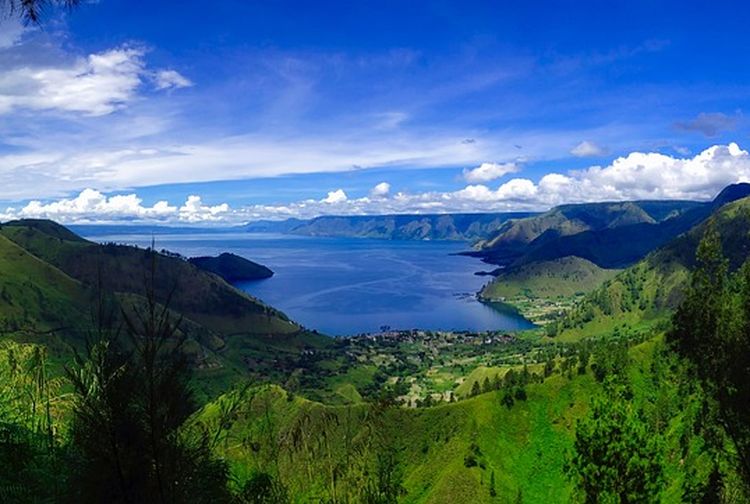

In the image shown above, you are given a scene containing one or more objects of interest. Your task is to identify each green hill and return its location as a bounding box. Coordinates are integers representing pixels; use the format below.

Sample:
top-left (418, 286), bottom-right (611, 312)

top-left (475, 201), bottom-right (699, 263)
top-left (0, 219), bottom-right (330, 398)
top-left (0, 233), bottom-right (91, 345)
top-left (480, 256), bottom-right (619, 300)
top-left (195, 336), bottom-right (702, 503)
top-left (472, 189), bottom-right (750, 269)
top-left (552, 194), bottom-right (750, 340)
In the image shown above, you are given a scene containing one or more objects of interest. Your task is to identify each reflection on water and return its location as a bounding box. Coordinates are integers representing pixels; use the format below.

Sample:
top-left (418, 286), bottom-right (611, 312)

top-left (83, 232), bottom-right (535, 336)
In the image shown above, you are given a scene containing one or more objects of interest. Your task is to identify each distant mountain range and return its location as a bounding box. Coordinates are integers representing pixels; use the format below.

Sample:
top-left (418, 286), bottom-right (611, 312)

top-left (243, 212), bottom-right (536, 241)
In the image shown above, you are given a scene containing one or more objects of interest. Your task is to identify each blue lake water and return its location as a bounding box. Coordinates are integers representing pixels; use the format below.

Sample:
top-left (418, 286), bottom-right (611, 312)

top-left (81, 232), bottom-right (534, 336)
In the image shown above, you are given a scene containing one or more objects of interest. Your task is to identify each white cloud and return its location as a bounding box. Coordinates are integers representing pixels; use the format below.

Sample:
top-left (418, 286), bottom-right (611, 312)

top-left (3, 144), bottom-right (750, 225)
top-left (0, 45), bottom-right (193, 117)
top-left (370, 182), bottom-right (391, 198)
top-left (322, 189), bottom-right (348, 204)
top-left (462, 162), bottom-right (519, 183)
top-left (234, 143), bottom-right (750, 219)
top-left (13, 189), bottom-right (176, 222)
top-left (179, 195), bottom-right (230, 222)
top-left (0, 47), bottom-right (146, 116)
top-left (570, 140), bottom-right (606, 157)
top-left (154, 69), bottom-right (193, 90)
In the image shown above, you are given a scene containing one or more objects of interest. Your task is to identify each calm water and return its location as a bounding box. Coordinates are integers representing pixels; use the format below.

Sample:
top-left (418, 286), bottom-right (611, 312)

top-left (81, 232), bottom-right (534, 336)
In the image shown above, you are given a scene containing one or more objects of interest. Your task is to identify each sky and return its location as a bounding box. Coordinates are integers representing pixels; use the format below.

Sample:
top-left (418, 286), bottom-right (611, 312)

top-left (1, 0), bottom-right (750, 224)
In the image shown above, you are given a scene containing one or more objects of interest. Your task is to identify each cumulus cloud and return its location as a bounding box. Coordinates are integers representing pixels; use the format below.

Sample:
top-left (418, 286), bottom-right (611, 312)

top-left (179, 195), bottom-right (230, 222)
top-left (154, 69), bottom-right (193, 90)
top-left (675, 112), bottom-right (739, 137)
top-left (3, 144), bottom-right (750, 225)
top-left (570, 140), bottom-right (606, 157)
top-left (462, 162), bottom-right (519, 183)
top-left (12, 189), bottom-right (176, 222)
top-left (370, 182), bottom-right (391, 198)
top-left (235, 143), bottom-right (750, 220)
top-left (322, 189), bottom-right (348, 204)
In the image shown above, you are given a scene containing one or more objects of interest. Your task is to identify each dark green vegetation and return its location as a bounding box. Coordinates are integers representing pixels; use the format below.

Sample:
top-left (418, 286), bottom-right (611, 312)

top-left (2, 187), bottom-right (750, 502)
top-left (0, 219), bottom-right (328, 400)
top-left (244, 212), bottom-right (535, 241)
top-left (474, 185), bottom-right (750, 269)
top-left (476, 184), bottom-right (750, 329)
top-left (189, 252), bottom-right (274, 282)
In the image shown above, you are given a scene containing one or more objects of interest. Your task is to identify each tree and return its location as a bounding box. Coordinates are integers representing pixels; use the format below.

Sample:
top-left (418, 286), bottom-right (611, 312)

top-left (668, 226), bottom-right (750, 492)
top-left (489, 470), bottom-right (497, 497)
top-left (65, 255), bottom-right (230, 503)
top-left (470, 380), bottom-right (481, 397)
top-left (568, 380), bottom-right (663, 503)
top-left (482, 377), bottom-right (492, 394)
top-left (1, 0), bottom-right (80, 24)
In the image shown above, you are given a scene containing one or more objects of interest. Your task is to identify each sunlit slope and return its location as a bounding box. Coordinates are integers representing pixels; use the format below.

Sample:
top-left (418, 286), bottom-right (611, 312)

top-left (480, 256), bottom-right (619, 300)
top-left (553, 195), bottom-right (750, 340)
top-left (0, 219), bottom-right (332, 400)
top-left (1, 220), bottom-right (298, 337)
top-left (0, 232), bottom-right (91, 340)
top-left (197, 338), bottom-right (692, 503)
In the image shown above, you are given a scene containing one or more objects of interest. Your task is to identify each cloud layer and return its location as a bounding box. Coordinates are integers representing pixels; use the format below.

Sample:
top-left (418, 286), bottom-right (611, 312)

top-left (3, 144), bottom-right (749, 224)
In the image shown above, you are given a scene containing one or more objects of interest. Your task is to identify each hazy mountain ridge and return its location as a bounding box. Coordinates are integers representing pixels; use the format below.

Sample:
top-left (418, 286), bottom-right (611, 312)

top-left (244, 212), bottom-right (536, 240)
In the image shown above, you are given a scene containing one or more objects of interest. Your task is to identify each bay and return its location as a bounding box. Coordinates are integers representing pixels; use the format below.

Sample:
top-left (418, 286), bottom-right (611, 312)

top-left (81, 231), bottom-right (534, 336)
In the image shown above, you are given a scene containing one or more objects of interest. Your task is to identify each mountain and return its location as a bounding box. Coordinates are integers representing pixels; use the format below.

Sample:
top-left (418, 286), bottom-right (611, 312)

top-left (474, 186), bottom-right (750, 268)
top-left (552, 191), bottom-right (750, 340)
top-left (189, 252), bottom-right (274, 282)
top-left (243, 212), bottom-right (536, 241)
top-left (241, 218), bottom-right (307, 233)
top-left (0, 219), bottom-right (327, 398)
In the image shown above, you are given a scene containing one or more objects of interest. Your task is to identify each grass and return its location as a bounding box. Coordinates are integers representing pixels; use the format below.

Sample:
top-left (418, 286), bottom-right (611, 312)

top-left (196, 333), bottom-right (704, 503)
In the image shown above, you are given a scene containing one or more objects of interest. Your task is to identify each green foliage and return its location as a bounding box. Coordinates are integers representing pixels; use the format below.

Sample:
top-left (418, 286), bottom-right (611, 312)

top-left (568, 380), bottom-right (663, 503)
top-left (65, 260), bottom-right (231, 503)
top-left (0, 342), bottom-right (66, 502)
top-left (668, 225), bottom-right (750, 495)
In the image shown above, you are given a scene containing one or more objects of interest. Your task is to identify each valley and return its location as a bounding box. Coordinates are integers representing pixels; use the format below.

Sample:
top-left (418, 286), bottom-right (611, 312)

top-left (1, 184), bottom-right (750, 502)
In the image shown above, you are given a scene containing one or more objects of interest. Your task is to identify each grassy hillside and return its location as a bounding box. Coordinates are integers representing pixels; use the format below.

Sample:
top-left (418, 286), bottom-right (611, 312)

top-left (1, 220), bottom-right (296, 337)
top-left (0, 219), bottom-right (332, 400)
top-left (477, 200), bottom-right (698, 255)
top-left (0, 233), bottom-right (91, 350)
top-left (196, 335), bottom-right (705, 503)
top-left (480, 257), bottom-right (618, 299)
top-left (474, 189), bottom-right (749, 269)
top-left (552, 194), bottom-right (750, 341)
top-left (478, 257), bottom-right (618, 325)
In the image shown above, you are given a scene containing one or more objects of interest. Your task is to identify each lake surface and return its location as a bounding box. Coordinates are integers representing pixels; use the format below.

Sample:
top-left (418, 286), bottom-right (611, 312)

top-left (81, 231), bottom-right (534, 336)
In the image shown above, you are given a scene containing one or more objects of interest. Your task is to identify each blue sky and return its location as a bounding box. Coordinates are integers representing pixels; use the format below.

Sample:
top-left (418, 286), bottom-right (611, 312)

top-left (1, 0), bottom-right (750, 223)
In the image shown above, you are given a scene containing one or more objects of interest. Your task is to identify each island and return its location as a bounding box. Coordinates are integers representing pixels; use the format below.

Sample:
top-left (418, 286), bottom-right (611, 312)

top-left (188, 252), bottom-right (274, 282)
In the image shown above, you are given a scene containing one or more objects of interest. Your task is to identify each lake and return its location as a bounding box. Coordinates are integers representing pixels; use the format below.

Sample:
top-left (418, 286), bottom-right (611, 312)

top-left (80, 231), bottom-right (534, 336)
